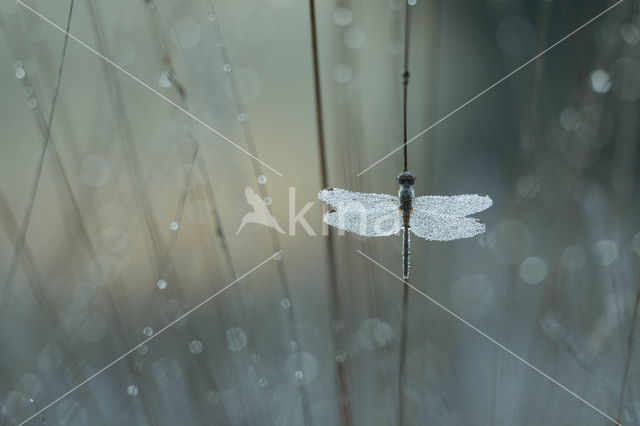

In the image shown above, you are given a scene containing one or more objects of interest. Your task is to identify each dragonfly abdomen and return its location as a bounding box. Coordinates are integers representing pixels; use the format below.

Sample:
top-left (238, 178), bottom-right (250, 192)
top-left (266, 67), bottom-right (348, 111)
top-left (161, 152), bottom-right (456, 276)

top-left (398, 181), bottom-right (414, 280)
top-left (402, 225), bottom-right (410, 279)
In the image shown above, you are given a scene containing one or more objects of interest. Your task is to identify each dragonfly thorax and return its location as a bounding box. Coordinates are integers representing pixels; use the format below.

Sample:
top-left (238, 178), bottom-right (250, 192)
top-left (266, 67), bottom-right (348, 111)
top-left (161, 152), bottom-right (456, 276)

top-left (398, 184), bottom-right (414, 212)
top-left (397, 171), bottom-right (416, 212)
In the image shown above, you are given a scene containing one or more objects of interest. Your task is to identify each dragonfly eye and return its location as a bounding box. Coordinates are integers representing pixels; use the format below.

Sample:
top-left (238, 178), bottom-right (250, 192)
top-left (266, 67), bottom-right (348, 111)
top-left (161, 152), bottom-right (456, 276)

top-left (396, 171), bottom-right (416, 185)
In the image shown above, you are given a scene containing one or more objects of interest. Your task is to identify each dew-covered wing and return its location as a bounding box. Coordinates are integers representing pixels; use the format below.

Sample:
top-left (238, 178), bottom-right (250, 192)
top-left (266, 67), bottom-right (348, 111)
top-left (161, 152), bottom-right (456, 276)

top-left (323, 203), bottom-right (402, 237)
top-left (318, 188), bottom-right (398, 210)
top-left (413, 194), bottom-right (492, 217)
top-left (409, 210), bottom-right (486, 241)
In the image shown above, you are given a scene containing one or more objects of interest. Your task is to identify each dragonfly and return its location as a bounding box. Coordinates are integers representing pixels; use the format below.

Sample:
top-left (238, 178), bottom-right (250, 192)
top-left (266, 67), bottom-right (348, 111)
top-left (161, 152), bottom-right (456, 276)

top-left (318, 171), bottom-right (492, 279)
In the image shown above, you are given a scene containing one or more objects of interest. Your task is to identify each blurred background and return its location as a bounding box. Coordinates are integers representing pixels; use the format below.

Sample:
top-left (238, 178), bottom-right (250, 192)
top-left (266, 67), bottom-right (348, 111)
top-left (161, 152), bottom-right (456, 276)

top-left (0, 0), bottom-right (639, 424)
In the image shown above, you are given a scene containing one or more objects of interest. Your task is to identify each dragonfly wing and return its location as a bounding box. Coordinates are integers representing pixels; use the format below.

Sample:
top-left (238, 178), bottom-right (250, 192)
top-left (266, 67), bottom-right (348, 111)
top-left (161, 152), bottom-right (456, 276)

top-left (323, 203), bottom-right (402, 237)
top-left (409, 210), bottom-right (485, 241)
top-left (318, 188), bottom-right (398, 210)
top-left (413, 194), bottom-right (492, 217)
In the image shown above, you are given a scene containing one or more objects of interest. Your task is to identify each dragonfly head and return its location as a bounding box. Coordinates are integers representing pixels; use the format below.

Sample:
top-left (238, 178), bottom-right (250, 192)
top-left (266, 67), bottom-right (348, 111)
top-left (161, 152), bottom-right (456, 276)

top-left (396, 171), bottom-right (416, 185)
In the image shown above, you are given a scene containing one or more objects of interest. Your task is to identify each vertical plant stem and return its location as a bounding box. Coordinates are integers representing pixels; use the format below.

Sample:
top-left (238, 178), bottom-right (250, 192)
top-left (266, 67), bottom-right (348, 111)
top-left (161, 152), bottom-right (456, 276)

top-left (308, 0), bottom-right (351, 423)
top-left (398, 2), bottom-right (412, 424)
